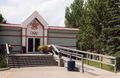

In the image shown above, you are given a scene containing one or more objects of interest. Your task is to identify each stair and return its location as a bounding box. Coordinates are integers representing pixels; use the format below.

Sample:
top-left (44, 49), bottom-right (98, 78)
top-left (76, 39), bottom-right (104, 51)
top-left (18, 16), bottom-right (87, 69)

top-left (8, 54), bottom-right (58, 68)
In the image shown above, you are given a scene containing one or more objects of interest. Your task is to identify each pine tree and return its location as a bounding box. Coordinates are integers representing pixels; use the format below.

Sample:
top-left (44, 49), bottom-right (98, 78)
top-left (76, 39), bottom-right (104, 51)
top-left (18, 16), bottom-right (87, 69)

top-left (106, 0), bottom-right (120, 55)
top-left (65, 0), bottom-right (120, 55)
top-left (0, 14), bottom-right (6, 23)
top-left (78, 0), bottom-right (109, 53)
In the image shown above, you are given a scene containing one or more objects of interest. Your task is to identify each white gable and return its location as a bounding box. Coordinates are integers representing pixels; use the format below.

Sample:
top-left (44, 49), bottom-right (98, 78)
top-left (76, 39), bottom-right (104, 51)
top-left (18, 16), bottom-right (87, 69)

top-left (27, 18), bottom-right (43, 36)
top-left (21, 11), bottom-right (48, 29)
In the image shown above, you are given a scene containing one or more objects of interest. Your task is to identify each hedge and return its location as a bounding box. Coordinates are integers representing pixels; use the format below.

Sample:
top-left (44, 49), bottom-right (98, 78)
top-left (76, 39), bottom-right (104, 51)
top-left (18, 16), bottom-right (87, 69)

top-left (0, 54), bottom-right (7, 68)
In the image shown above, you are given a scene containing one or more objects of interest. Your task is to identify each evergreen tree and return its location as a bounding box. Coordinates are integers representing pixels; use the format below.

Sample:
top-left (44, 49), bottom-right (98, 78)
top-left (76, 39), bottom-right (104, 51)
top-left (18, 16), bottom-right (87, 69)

top-left (106, 0), bottom-right (120, 55)
top-left (65, 0), bottom-right (84, 28)
top-left (86, 0), bottom-right (109, 54)
top-left (0, 13), bottom-right (6, 23)
top-left (65, 0), bottom-right (120, 55)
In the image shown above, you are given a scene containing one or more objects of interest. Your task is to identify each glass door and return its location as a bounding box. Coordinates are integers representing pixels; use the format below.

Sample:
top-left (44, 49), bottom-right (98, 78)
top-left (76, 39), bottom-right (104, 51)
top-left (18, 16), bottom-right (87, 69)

top-left (28, 38), bottom-right (40, 53)
top-left (35, 38), bottom-right (40, 52)
top-left (28, 38), bottom-right (33, 52)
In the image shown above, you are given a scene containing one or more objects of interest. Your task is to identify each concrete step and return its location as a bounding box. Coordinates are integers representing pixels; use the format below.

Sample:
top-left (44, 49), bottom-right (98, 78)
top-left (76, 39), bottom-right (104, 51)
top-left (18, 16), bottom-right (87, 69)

top-left (8, 54), bottom-right (57, 68)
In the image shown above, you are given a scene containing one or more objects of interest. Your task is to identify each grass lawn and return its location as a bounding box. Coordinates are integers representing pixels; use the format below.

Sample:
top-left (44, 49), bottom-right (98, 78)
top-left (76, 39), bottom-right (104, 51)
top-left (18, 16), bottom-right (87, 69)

top-left (79, 59), bottom-right (120, 72)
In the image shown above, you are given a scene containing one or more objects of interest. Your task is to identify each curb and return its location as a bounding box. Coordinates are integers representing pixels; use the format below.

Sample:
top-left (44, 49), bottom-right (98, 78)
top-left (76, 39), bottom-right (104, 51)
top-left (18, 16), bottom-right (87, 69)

top-left (0, 67), bottom-right (10, 71)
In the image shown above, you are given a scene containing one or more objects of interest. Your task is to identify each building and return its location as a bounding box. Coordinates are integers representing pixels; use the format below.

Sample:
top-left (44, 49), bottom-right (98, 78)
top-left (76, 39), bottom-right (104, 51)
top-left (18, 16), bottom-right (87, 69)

top-left (0, 11), bottom-right (79, 54)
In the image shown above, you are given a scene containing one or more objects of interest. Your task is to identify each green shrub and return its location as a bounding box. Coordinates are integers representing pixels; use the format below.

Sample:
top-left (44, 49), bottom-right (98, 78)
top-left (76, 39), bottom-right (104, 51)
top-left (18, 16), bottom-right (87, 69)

top-left (0, 54), bottom-right (7, 68)
top-left (38, 45), bottom-right (47, 51)
top-left (38, 45), bottom-right (49, 54)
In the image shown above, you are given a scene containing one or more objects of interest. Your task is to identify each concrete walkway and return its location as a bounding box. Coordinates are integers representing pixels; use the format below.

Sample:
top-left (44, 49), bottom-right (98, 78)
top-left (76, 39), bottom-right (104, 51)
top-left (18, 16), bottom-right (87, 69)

top-left (62, 57), bottom-right (116, 75)
top-left (0, 66), bottom-right (119, 78)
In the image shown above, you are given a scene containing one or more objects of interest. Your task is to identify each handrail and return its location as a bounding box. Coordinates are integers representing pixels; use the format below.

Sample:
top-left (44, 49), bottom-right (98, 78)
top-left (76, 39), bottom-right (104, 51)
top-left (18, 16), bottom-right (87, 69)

top-left (51, 44), bottom-right (84, 73)
top-left (5, 43), bottom-right (10, 68)
top-left (51, 45), bottom-right (117, 73)
top-left (6, 43), bottom-right (10, 55)
top-left (51, 44), bottom-right (60, 53)
top-left (55, 45), bottom-right (115, 59)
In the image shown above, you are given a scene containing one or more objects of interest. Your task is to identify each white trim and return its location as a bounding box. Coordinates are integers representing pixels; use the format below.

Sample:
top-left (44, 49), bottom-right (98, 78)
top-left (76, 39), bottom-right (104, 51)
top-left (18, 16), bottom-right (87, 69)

top-left (0, 24), bottom-right (21, 27)
top-left (48, 26), bottom-right (79, 31)
top-left (21, 11), bottom-right (48, 29)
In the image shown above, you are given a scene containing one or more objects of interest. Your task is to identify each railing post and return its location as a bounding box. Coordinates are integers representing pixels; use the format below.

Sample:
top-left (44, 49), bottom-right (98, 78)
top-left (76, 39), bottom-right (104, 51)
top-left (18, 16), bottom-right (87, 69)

top-left (81, 55), bottom-right (84, 73)
top-left (100, 56), bottom-right (102, 69)
top-left (114, 58), bottom-right (117, 73)
top-left (87, 54), bottom-right (89, 65)
top-left (76, 52), bottom-right (78, 60)
top-left (5, 43), bottom-right (10, 67)
top-left (70, 52), bottom-right (72, 61)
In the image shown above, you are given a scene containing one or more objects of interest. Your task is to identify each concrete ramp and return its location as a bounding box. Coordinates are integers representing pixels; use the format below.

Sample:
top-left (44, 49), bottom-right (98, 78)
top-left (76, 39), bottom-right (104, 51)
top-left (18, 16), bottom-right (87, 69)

top-left (62, 57), bottom-right (114, 75)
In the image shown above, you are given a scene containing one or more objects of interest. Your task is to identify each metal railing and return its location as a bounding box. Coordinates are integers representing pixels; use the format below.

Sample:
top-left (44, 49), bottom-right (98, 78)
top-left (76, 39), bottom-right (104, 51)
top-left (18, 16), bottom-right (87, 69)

top-left (51, 45), bottom-right (84, 73)
top-left (5, 44), bottom-right (10, 55)
top-left (51, 45), bottom-right (117, 73)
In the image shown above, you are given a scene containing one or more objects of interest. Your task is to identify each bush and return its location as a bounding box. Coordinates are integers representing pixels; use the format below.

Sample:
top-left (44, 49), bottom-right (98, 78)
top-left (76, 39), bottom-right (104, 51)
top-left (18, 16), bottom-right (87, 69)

top-left (38, 45), bottom-right (47, 51)
top-left (0, 54), bottom-right (7, 68)
top-left (38, 45), bottom-right (48, 54)
top-left (38, 45), bottom-right (52, 54)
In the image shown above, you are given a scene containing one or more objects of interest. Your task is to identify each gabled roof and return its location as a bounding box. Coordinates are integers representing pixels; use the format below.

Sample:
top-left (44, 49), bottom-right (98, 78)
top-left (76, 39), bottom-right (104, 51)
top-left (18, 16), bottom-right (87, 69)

top-left (0, 11), bottom-right (79, 31)
top-left (21, 11), bottom-right (48, 29)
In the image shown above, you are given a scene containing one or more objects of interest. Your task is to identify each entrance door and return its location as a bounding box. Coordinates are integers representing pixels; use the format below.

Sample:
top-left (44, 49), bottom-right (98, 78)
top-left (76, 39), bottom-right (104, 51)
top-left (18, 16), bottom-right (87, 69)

top-left (35, 38), bottom-right (40, 52)
top-left (28, 38), bottom-right (40, 53)
top-left (28, 38), bottom-right (33, 52)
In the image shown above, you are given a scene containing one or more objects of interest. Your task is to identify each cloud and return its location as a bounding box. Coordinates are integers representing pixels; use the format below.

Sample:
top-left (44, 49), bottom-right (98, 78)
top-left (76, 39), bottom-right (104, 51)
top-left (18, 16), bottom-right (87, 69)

top-left (0, 0), bottom-right (73, 27)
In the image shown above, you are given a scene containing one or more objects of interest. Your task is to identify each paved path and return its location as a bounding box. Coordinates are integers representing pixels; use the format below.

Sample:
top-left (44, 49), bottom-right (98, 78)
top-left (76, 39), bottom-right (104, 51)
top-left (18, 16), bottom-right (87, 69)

top-left (62, 57), bottom-right (116, 75)
top-left (0, 66), bottom-right (120, 78)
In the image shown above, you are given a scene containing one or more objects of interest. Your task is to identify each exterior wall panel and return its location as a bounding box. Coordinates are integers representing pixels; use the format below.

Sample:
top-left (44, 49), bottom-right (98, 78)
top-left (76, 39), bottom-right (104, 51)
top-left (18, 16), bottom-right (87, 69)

top-left (48, 33), bottom-right (76, 38)
top-left (0, 27), bottom-right (21, 53)
top-left (48, 30), bottom-right (78, 49)
top-left (48, 38), bottom-right (76, 46)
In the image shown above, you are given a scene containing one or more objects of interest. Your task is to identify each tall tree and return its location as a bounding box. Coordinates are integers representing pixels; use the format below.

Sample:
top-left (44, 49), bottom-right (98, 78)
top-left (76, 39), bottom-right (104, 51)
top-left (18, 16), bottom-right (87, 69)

top-left (65, 0), bottom-right (120, 55)
top-left (0, 13), bottom-right (6, 23)
top-left (65, 0), bottom-right (84, 28)
top-left (106, 0), bottom-right (120, 55)
top-left (65, 0), bottom-right (97, 51)
top-left (65, 0), bottom-right (110, 54)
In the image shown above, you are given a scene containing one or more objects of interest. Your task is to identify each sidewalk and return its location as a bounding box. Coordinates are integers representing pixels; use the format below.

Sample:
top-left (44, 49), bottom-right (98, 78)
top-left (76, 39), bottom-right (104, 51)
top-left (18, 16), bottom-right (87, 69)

top-left (0, 66), bottom-right (95, 78)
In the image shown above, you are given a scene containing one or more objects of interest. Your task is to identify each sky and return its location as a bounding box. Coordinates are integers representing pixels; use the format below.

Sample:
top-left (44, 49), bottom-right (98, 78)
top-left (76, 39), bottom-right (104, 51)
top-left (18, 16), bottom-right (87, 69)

top-left (0, 0), bottom-right (74, 27)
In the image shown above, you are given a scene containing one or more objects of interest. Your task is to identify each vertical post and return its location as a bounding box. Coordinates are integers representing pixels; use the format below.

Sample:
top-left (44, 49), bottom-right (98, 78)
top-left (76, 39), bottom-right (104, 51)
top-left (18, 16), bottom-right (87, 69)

top-left (5, 43), bottom-right (10, 67)
top-left (100, 56), bottom-right (102, 69)
top-left (70, 52), bottom-right (72, 61)
top-left (76, 52), bottom-right (77, 60)
top-left (114, 58), bottom-right (117, 73)
top-left (81, 55), bottom-right (84, 73)
top-left (87, 54), bottom-right (89, 65)
top-left (58, 52), bottom-right (62, 59)
top-left (67, 52), bottom-right (69, 58)
top-left (6, 44), bottom-right (10, 55)
top-left (93, 55), bottom-right (96, 60)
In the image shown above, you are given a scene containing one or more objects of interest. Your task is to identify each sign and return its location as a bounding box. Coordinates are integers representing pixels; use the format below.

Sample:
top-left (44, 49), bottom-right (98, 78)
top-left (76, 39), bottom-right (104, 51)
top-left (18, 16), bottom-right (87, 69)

top-left (30, 19), bottom-right (39, 30)
top-left (30, 31), bottom-right (38, 35)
